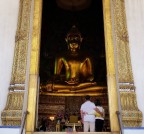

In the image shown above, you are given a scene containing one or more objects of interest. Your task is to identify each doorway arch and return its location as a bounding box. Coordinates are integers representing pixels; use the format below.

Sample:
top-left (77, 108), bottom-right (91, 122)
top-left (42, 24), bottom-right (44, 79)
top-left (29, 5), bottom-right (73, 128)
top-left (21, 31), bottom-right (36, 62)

top-left (25, 0), bottom-right (120, 133)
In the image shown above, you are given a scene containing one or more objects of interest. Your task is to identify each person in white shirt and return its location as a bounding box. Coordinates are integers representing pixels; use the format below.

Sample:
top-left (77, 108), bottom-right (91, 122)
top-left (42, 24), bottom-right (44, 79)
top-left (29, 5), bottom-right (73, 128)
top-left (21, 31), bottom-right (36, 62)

top-left (94, 99), bottom-right (105, 132)
top-left (80, 95), bottom-right (96, 132)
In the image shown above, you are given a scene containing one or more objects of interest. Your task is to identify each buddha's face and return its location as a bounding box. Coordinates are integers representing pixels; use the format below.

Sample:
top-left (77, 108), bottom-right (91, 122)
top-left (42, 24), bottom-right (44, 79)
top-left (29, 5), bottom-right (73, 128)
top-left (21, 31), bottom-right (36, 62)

top-left (66, 35), bottom-right (82, 52)
top-left (69, 42), bottom-right (79, 52)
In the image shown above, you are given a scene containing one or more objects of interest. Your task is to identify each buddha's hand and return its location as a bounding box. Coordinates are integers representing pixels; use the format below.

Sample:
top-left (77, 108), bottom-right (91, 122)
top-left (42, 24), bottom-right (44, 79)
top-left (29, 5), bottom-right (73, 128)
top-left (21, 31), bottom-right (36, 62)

top-left (65, 78), bottom-right (79, 85)
top-left (87, 75), bottom-right (94, 82)
top-left (91, 81), bottom-right (97, 85)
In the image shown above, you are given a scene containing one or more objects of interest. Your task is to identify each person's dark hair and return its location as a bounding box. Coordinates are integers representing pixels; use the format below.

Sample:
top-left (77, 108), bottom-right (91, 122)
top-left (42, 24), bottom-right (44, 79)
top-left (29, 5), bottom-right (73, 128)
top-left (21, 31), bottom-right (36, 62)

top-left (85, 95), bottom-right (90, 100)
top-left (95, 99), bottom-right (101, 106)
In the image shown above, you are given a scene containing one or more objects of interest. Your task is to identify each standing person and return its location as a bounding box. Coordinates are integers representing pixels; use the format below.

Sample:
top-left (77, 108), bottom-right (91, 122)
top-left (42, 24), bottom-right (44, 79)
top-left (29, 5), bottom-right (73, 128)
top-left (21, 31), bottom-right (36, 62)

top-left (94, 99), bottom-right (105, 132)
top-left (80, 95), bottom-right (96, 132)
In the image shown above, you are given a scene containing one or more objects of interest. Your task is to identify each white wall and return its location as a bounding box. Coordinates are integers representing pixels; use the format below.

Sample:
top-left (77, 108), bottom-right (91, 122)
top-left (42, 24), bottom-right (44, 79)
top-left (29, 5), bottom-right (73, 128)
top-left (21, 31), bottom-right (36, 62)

top-left (125, 0), bottom-right (144, 127)
top-left (0, 127), bottom-right (20, 134)
top-left (0, 0), bottom-right (19, 125)
top-left (124, 128), bottom-right (144, 134)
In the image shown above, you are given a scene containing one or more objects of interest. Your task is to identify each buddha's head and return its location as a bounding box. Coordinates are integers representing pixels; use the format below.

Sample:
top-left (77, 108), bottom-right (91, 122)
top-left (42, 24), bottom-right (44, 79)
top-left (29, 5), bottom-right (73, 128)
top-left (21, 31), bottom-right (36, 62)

top-left (65, 25), bottom-right (83, 45)
top-left (65, 25), bottom-right (83, 52)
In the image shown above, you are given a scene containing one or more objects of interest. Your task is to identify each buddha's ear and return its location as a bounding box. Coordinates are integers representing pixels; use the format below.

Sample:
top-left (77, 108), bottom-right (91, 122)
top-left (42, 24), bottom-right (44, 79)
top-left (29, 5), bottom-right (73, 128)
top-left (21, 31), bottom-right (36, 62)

top-left (80, 37), bottom-right (83, 42)
top-left (65, 37), bottom-right (68, 43)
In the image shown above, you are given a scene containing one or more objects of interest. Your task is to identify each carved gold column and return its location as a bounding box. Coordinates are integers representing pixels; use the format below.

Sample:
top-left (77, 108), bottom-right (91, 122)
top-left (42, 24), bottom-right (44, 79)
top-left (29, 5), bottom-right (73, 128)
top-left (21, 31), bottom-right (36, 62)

top-left (25, 0), bottom-right (42, 133)
top-left (111, 0), bottom-right (142, 127)
top-left (103, 0), bottom-right (120, 133)
top-left (1, 0), bottom-right (32, 126)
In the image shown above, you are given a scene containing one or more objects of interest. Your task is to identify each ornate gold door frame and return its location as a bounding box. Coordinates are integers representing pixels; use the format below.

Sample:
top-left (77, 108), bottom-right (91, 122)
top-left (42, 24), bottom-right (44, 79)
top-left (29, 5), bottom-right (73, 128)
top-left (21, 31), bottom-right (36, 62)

top-left (25, 0), bottom-right (120, 133)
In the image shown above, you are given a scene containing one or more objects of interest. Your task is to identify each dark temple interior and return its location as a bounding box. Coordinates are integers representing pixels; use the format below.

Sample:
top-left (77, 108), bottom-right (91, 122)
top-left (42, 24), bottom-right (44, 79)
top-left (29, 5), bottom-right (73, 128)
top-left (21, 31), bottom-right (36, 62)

top-left (37, 0), bottom-right (110, 132)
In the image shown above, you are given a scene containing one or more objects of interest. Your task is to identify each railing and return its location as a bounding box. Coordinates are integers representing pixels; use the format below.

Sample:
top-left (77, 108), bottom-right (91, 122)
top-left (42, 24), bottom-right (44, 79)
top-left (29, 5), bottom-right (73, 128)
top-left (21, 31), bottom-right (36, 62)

top-left (116, 111), bottom-right (123, 134)
top-left (20, 111), bottom-right (29, 134)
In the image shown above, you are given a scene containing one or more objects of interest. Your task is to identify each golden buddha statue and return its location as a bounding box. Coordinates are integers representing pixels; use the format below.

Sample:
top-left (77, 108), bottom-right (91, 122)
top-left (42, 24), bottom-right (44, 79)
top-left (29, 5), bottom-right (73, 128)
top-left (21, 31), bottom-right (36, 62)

top-left (45, 25), bottom-right (105, 94)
